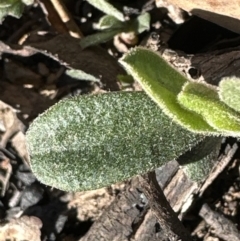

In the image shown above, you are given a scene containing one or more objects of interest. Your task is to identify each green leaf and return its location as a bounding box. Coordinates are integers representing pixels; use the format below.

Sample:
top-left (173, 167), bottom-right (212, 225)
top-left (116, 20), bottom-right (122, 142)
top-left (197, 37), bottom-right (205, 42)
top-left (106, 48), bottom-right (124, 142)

top-left (132, 12), bottom-right (150, 34)
top-left (87, 0), bottom-right (124, 21)
top-left (178, 81), bottom-right (240, 136)
top-left (79, 29), bottom-right (120, 49)
top-left (65, 69), bottom-right (100, 82)
top-left (117, 74), bottom-right (134, 84)
top-left (177, 136), bottom-right (222, 182)
top-left (26, 91), bottom-right (204, 192)
top-left (219, 76), bottom-right (240, 113)
top-left (0, 0), bottom-right (12, 8)
top-left (119, 47), bottom-right (216, 134)
top-left (96, 15), bottom-right (125, 30)
top-left (0, 0), bottom-right (33, 22)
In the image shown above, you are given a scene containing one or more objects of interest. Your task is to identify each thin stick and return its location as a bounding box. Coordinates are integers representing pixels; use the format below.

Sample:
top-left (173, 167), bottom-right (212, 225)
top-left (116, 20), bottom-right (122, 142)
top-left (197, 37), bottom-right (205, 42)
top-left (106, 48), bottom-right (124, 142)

top-left (139, 171), bottom-right (193, 241)
top-left (50, 0), bottom-right (83, 38)
top-left (199, 204), bottom-right (240, 241)
top-left (39, 0), bottom-right (83, 38)
top-left (38, 0), bottom-right (69, 34)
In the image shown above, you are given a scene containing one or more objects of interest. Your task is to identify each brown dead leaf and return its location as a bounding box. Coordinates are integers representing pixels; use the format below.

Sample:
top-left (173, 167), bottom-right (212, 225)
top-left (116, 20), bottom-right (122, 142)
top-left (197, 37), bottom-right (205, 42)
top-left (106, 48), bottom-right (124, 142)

top-left (162, 0), bottom-right (240, 34)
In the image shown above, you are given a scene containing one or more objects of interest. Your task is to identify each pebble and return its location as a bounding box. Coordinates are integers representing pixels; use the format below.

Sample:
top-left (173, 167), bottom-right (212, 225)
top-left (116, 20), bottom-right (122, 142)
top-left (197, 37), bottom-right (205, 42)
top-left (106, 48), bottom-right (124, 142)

top-left (16, 169), bottom-right (36, 186)
top-left (20, 183), bottom-right (44, 210)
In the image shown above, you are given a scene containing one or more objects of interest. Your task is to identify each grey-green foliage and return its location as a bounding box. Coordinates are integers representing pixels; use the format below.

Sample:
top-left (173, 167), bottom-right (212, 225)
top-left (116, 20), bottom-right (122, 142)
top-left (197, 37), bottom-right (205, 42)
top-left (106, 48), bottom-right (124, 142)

top-left (26, 92), bottom-right (205, 192)
top-left (87, 0), bottom-right (124, 21)
top-left (80, 0), bottom-right (150, 49)
top-left (0, 0), bottom-right (33, 22)
top-left (65, 69), bottom-right (100, 82)
top-left (177, 136), bottom-right (222, 181)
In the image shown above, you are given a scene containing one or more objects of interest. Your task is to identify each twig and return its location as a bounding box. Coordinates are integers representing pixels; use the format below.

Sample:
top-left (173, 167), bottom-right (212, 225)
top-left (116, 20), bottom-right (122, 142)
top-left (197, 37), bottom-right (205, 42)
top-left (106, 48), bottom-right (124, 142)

top-left (38, 0), bottom-right (69, 34)
top-left (38, 0), bottom-right (83, 38)
top-left (7, 19), bottom-right (37, 44)
top-left (50, 0), bottom-right (83, 38)
top-left (199, 203), bottom-right (240, 241)
top-left (139, 171), bottom-right (193, 241)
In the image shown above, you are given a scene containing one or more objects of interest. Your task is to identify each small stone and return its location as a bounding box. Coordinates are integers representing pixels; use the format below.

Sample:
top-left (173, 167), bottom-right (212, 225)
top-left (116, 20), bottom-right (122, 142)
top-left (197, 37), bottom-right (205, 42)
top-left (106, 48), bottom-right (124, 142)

top-left (20, 183), bottom-right (44, 210)
top-left (16, 169), bottom-right (36, 186)
top-left (6, 207), bottom-right (22, 220)
top-left (0, 120), bottom-right (6, 132)
top-left (8, 190), bottom-right (22, 208)
top-left (55, 214), bottom-right (68, 233)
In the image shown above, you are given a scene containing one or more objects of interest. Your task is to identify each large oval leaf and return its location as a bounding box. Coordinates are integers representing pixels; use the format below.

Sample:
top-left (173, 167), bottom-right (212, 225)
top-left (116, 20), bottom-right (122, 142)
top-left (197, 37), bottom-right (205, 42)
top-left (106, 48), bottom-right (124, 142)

top-left (26, 92), bottom-right (204, 192)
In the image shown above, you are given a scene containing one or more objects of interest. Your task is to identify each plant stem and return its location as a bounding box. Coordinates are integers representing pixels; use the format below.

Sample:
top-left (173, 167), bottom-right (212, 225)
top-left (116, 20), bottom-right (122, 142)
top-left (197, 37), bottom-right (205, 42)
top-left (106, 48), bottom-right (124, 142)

top-left (139, 171), bottom-right (193, 241)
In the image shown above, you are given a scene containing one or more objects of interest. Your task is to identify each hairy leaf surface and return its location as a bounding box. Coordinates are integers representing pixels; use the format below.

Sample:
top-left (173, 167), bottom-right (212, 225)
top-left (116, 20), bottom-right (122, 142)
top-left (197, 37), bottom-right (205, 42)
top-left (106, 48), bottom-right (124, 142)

top-left (119, 47), bottom-right (215, 134)
top-left (178, 81), bottom-right (240, 136)
top-left (219, 77), bottom-right (240, 113)
top-left (26, 92), bottom-right (204, 191)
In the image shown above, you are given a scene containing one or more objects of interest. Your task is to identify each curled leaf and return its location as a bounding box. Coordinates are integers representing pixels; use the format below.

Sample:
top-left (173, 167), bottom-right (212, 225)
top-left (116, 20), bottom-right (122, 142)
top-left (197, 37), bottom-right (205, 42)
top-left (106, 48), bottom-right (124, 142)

top-left (119, 47), bottom-right (215, 134)
top-left (178, 81), bottom-right (240, 136)
top-left (26, 92), bottom-right (203, 192)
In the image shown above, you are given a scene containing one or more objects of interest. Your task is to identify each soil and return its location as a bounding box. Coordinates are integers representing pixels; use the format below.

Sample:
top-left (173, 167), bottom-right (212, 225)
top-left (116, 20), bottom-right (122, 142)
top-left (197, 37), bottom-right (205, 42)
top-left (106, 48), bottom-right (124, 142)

top-left (0, 0), bottom-right (240, 241)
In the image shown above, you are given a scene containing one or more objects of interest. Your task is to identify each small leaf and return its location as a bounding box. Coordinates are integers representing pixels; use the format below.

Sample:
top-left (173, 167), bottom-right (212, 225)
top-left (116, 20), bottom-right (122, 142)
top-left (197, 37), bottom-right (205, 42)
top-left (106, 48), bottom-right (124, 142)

top-left (219, 76), bottom-right (240, 113)
top-left (96, 15), bottom-right (125, 30)
top-left (117, 74), bottom-right (134, 84)
top-left (26, 92), bottom-right (204, 192)
top-left (132, 12), bottom-right (150, 34)
top-left (87, 0), bottom-right (124, 21)
top-left (80, 29), bottom-right (120, 49)
top-left (0, 0), bottom-right (33, 22)
top-left (119, 47), bottom-right (216, 134)
top-left (0, 0), bottom-right (23, 21)
top-left (178, 81), bottom-right (240, 136)
top-left (65, 69), bottom-right (100, 82)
